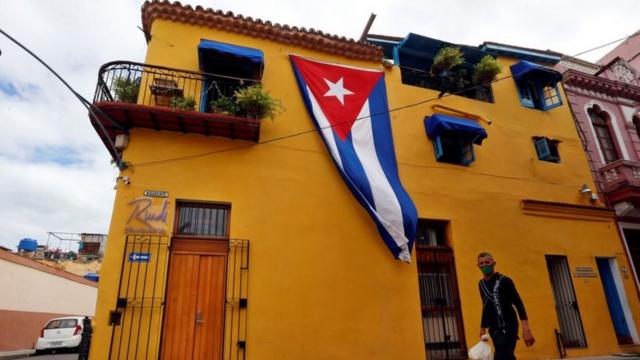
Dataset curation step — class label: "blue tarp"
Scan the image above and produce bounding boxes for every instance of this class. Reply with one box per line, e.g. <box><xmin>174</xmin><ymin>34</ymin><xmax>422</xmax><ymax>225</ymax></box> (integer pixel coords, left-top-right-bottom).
<box><xmin>425</xmin><ymin>114</ymin><xmax>488</xmax><ymax>145</ymax></box>
<box><xmin>510</xmin><ymin>60</ymin><xmax>562</xmax><ymax>83</ymax></box>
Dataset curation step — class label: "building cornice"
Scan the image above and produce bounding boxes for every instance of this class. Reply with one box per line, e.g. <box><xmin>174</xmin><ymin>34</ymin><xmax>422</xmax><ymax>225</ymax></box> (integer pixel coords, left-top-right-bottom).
<box><xmin>521</xmin><ymin>199</ymin><xmax>614</xmax><ymax>222</ymax></box>
<box><xmin>141</xmin><ymin>1</ymin><xmax>383</xmax><ymax>62</ymax></box>
<box><xmin>563</xmin><ymin>69</ymin><xmax>640</xmax><ymax>102</ymax></box>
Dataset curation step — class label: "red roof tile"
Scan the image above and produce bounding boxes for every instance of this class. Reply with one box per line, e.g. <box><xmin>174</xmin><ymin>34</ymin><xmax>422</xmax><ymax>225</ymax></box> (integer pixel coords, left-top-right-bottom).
<box><xmin>141</xmin><ymin>1</ymin><xmax>383</xmax><ymax>62</ymax></box>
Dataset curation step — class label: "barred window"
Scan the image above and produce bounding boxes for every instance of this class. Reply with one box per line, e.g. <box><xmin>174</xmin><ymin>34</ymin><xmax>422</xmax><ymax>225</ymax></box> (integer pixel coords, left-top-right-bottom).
<box><xmin>176</xmin><ymin>203</ymin><xmax>229</xmax><ymax>237</ymax></box>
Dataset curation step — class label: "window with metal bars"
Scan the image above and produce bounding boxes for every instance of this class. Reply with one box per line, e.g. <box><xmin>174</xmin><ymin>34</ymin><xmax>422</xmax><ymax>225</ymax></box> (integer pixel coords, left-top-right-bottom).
<box><xmin>176</xmin><ymin>202</ymin><xmax>230</xmax><ymax>237</ymax></box>
<box><xmin>588</xmin><ymin>107</ymin><xmax>619</xmax><ymax>163</ymax></box>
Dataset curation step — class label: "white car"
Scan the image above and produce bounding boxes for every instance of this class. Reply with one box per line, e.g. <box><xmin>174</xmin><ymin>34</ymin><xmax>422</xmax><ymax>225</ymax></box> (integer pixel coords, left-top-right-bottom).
<box><xmin>35</xmin><ymin>316</ymin><xmax>85</xmax><ymax>354</ymax></box>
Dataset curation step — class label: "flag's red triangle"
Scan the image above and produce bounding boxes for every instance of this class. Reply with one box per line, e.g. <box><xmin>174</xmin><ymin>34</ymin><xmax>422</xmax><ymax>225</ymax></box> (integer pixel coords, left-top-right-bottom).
<box><xmin>291</xmin><ymin>55</ymin><xmax>383</xmax><ymax>140</ymax></box>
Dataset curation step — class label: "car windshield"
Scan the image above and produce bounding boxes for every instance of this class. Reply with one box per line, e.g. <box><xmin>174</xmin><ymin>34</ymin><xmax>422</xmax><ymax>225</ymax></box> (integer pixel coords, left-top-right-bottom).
<box><xmin>46</xmin><ymin>319</ymin><xmax>78</xmax><ymax>329</ymax></box>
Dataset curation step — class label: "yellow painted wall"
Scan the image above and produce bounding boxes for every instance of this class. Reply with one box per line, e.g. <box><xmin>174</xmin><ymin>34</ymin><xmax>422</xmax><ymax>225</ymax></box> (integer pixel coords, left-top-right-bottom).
<box><xmin>90</xmin><ymin>17</ymin><xmax>640</xmax><ymax>360</ymax></box>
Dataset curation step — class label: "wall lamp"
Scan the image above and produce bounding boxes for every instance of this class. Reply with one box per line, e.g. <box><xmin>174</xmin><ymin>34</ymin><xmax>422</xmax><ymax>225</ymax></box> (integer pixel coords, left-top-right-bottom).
<box><xmin>579</xmin><ymin>184</ymin><xmax>599</xmax><ymax>202</ymax></box>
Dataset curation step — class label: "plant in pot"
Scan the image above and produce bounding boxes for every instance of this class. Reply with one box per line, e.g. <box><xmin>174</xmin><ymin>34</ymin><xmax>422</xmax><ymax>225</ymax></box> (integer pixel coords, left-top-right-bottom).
<box><xmin>209</xmin><ymin>95</ymin><xmax>238</xmax><ymax>116</ymax></box>
<box><xmin>170</xmin><ymin>95</ymin><xmax>196</xmax><ymax>111</ymax></box>
<box><xmin>234</xmin><ymin>84</ymin><xmax>283</xmax><ymax>120</ymax></box>
<box><xmin>429</xmin><ymin>46</ymin><xmax>467</xmax><ymax>97</ymax></box>
<box><xmin>113</xmin><ymin>76</ymin><xmax>141</xmax><ymax>103</ymax></box>
<box><xmin>472</xmin><ymin>55</ymin><xmax>502</xmax><ymax>102</ymax></box>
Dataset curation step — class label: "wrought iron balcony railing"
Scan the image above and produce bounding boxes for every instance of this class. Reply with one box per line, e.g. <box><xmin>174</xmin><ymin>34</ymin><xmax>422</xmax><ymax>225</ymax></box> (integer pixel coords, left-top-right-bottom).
<box><xmin>90</xmin><ymin>61</ymin><xmax>262</xmax><ymax>159</ymax></box>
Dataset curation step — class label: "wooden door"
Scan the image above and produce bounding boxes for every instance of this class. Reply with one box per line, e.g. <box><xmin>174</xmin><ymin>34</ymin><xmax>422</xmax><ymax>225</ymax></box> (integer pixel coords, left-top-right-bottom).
<box><xmin>161</xmin><ymin>239</ymin><xmax>227</xmax><ymax>360</ymax></box>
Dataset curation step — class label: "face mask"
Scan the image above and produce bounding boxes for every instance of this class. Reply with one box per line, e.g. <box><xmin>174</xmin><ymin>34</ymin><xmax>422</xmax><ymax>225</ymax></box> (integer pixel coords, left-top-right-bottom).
<box><xmin>480</xmin><ymin>265</ymin><xmax>494</xmax><ymax>275</ymax></box>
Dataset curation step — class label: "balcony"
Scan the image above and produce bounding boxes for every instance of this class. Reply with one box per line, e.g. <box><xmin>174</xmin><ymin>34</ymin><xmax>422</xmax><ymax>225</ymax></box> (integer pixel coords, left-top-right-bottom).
<box><xmin>90</xmin><ymin>61</ymin><xmax>261</xmax><ymax>159</ymax></box>
<box><xmin>597</xmin><ymin>160</ymin><xmax>640</xmax><ymax>203</ymax></box>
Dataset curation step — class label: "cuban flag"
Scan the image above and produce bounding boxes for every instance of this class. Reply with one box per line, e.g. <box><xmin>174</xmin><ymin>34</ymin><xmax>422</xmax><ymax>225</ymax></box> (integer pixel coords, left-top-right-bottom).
<box><xmin>290</xmin><ymin>55</ymin><xmax>418</xmax><ymax>262</ymax></box>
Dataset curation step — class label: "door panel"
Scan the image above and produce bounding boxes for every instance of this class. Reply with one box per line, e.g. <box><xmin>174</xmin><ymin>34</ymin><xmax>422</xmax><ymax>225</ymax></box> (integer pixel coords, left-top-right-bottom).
<box><xmin>193</xmin><ymin>255</ymin><xmax>227</xmax><ymax>360</ymax></box>
<box><xmin>596</xmin><ymin>258</ymin><xmax>635</xmax><ymax>345</ymax></box>
<box><xmin>161</xmin><ymin>239</ymin><xmax>227</xmax><ymax>360</ymax></box>
<box><xmin>161</xmin><ymin>254</ymin><xmax>200</xmax><ymax>359</ymax></box>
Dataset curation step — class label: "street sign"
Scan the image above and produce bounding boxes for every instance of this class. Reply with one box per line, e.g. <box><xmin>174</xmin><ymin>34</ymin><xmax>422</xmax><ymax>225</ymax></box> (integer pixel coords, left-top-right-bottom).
<box><xmin>144</xmin><ymin>190</ymin><xmax>169</xmax><ymax>198</ymax></box>
<box><xmin>129</xmin><ymin>252</ymin><xmax>151</xmax><ymax>262</ymax></box>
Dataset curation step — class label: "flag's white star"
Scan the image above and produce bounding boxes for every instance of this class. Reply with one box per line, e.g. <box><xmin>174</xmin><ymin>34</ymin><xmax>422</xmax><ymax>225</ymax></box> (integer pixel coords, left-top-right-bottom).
<box><xmin>323</xmin><ymin>77</ymin><xmax>354</xmax><ymax>105</ymax></box>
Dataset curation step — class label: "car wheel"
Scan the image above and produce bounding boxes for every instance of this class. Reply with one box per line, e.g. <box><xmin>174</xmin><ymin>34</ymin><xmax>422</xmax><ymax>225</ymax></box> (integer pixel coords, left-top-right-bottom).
<box><xmin>34</xmin><ymin>349</ymin><xmax>47</xmax><ymax>355</ymax></box>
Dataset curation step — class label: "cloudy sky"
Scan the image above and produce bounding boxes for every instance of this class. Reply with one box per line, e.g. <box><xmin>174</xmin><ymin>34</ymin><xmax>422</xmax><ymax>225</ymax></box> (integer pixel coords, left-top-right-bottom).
<box><xmin>0</xmin><ymin>0</ymin><xmax>638</xmax><ymax>250</ymax></box>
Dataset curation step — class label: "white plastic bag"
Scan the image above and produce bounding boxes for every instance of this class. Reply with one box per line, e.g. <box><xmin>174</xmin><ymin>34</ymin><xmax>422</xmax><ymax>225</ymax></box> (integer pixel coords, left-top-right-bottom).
<box><xmin>468</xmin><ymin>336</ymin><xmax>493</xmax><ymax>360</ymax></box>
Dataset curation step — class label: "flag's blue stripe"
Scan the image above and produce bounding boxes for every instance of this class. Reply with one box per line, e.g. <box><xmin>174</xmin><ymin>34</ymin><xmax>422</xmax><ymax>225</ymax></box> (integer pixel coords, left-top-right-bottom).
<box><xmin>334</xmin><ymin>133</ymin><xmax>375</xmax><ymax>213</ymax></box>
<box><xmin>290</xmin><ymin>58</ymin><xmax>407</xmax><ymax>259</ymax></box>
<box><xmin>368</xmin><ymin>78</ymin><xmax>419</xmax><ymax>250</ymax></box>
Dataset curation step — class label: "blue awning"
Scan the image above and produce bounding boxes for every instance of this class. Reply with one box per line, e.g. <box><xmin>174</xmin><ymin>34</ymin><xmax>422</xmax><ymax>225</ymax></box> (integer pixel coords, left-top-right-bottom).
<box><xmin>198</xmin><ymin>39</ymin><xmax>264</xmax><ymax>79</ymax></box>
<box><xmin>198</xmin><ymin>40</ymin><xmax>264</xmax><ymax>63</ymax></box>
<box><xmin>510</xmin><ymin>60</ymin><xmax>562</xmax><ymax>84</ymax></box>
<box><xmin>425</xmin><ymin>114</ymin><xmax>488</xmax><ymax>145</ymax></box>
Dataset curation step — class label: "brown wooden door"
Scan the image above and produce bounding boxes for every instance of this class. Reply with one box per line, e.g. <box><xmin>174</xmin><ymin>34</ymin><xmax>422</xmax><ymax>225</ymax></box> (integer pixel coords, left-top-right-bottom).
<box><xmin>161</xmin><ymin>239</ymin><xmax>227</xmax><ymax>360</ymax></box>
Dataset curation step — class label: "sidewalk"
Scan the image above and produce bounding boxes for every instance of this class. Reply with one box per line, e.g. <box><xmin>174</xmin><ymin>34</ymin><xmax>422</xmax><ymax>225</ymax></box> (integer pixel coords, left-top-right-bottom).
<box><xmin>0</xmin><ymin>349</ymin><xmax>34</xmax><ymax>360</ymax></box>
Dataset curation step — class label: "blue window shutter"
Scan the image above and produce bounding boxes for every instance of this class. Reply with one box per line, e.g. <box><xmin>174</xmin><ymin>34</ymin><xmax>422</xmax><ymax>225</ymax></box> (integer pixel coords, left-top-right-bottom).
<box><xmin>433</xmin><ymin>136</ymin><xmax>444</xmax><ymax>160</ymax></box>
<box><xmin>517</xmin><ymin>81</ymin><xmax>535</xmax><ymax>108</ymax></box>
<box><xmin>461</xmin><ymin>142</ymin><xmax>475</xmax><ymax>166</ymax></box>
<box><xmin>535</xmin><ymin>138</ymin><xmax>551</xmax><ymax>160</ymax></box>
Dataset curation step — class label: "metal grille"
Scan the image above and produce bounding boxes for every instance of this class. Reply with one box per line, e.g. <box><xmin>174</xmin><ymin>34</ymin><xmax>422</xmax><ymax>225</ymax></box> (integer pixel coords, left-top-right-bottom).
<box><xmin>417</xmin><ymin>246</ymin><xmax>467</xmax><ymax>360</ymax></box>
<box><xmin>108</xmin><ymin>236</ymin><xmax>250</xmax><ymax>359</ymax></box>
<box><xmin>545</xmin><ymin>255</ymin><xmax>587</xmax><ymax>348</ymax></box>
<box><xmin>108</xmin><ymin>235</ymin><xmax>170</xmax><ymax>360</ymax></box>
<box><xmin>224</xmin><ymin>239</ymin><xmax>250</xmax><ymax>360</ymax></box>
<box><xmin>93</xmin><ymin>61</ymin><xmax>258</xmax><ymax>112</ymax></box>
<box><xmin>177</xmin><ymin>205</ymin><xmax>229</xmax><ymax>236</ymax></box>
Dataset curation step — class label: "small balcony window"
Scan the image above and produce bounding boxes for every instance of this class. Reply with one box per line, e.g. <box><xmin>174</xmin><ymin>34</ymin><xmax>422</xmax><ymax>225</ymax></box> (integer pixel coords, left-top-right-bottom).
<box><xmin>533</xmin><ymin>136</ymin><xmax>560</xmax><ymax>163</ymax></box>
<box><xmin>511</xmin><ymin>61</ymin><xmax>563</xmax><ymax>111</ymax></box>
<box><xmin>425</xmin><ymin>114</ymin><xmax>488</xmax><ymax>166</ymax></box>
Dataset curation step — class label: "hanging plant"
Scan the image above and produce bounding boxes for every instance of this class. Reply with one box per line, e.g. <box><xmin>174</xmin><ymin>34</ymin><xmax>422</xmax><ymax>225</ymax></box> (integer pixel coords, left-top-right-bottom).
<box><xmin>472</xmin><ymin>55</ymin><xmax>502</xmax><ymax>85</ymax></box>
<box><xmin>430</xmin><ymin>46</ymin><xmax>465</xmax><ymax>76</ymax></box>
<box><xmin>170</xmin><ymin>95</ymin><xmax>196</xmax><ymax>111</ymax></box>
<box><xmin>113</xmin><ymin>76</ymin><xmax>140</xmax><ymax>103</ymax></box>
<box><xmin>234</xmin><ymin>84</ymin><xmax>283</xmax><ymax>120</ymax></box>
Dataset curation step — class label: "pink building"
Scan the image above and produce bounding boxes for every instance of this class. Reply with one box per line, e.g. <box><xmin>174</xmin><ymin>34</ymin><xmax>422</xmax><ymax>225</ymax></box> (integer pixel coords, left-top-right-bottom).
<box><xmin>556</xmin><ymin>41</ymin><xmax>640</xmax><ymax>297</ymax></box>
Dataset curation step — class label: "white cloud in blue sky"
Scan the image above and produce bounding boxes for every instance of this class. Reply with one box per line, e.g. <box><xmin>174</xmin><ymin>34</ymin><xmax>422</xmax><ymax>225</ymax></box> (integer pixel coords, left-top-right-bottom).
<box><xmin>0</xmin><ymin>0</ymin><xmax>639</xmax><ymax>250</ymax></box>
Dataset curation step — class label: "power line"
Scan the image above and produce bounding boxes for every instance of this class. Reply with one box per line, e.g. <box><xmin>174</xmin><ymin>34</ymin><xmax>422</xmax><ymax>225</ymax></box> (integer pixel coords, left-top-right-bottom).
<box><xmin>132</xmin><ymin>31</ymin><xmax>639</xmax><ymax>168</ymax></box>
<box><xmin>0</xmin><ymin>28</ymin><xmax>129</xmax><ymax>170</ymax></box>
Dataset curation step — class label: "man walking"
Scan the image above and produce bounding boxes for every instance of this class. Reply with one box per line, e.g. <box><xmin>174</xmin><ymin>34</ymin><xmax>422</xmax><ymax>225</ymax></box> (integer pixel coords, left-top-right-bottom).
<box><xmin>478</xmin><ymin>252</ymin><xmax>534</xmax><ymax>360</ymax></box>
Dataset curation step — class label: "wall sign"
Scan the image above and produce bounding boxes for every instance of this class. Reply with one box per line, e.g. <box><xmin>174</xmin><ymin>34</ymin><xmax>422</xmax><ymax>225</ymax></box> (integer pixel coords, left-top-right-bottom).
<box><xmin>574</xmin><ymin>266</ymin><xmax>597</xmax><ymax>278</ymax></box>
<box><xmin>129</xmin><ymin>252</ymin><xmax>151</xmax><ymax>262</ymax></box>
<box><xmin>125</xmin><ymin>197</ymin><xmax>170</xmax><ymax>234</ymax></box>
<box><xmin>143</xmin><ymin>190</ymin><xmax>169</xmax><ymax>198</ymax></box>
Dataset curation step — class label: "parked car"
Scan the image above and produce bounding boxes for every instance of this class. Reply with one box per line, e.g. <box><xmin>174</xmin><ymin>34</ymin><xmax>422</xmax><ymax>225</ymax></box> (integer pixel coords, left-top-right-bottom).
<box><xmin>35</xmin><ymin>316</ymin><xmax>86</xmax><ymax>354</ymax></box>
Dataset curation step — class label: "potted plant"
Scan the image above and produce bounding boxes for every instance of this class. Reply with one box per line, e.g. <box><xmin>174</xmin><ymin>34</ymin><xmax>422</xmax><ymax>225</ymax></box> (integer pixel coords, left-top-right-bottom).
<box><xmin>170</xmin><ymin>95</ymin><xmax>196</xmax><ymax>111</ymax></box>
<box><xmin>472</xmin><ymin>55</ymin><xmax>502</xmax><ymax>102</ymax></box>
<box><xmin>234</xmin><ymin>84</ymin><xmax>283</xmax><ymax>120</ymax></box>
<box><xmin>429</xmin><ymin>47</ymin><xmax>468</xmax><ymax>97</ymax></box>
<box><xmin>209</xmin><ymin>95</ymin><xmax>238</xmax><ymax>116</ymax></box>
<box><xmin>113</xmin><ymin>76</ymin><xmax>140</xmax><ymax>103</ymax></box>
<box><xmin>430</xmin><ymin>46</ymin><xmax>465</xmax><ymax>76</ymax></box>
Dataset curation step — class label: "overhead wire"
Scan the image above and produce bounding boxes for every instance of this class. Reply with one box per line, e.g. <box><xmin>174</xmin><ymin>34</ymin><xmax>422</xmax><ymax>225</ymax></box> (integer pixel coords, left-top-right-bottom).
<box><xmin>130</xmin><ymin>30</ymin><xmax>640</xmax><ymax>168</ymax></box>
<box><xmin>0</xmin><ymin>28</ymin><xmax>129</xmax><ymax>170</ymax></box>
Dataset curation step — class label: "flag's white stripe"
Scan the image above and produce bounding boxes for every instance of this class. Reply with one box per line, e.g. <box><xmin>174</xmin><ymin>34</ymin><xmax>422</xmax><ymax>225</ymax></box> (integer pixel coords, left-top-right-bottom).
<box><xmin>351</xmin><ymin>101</ymin><xmax>409</xmax><ymax>254</ymax></box>
<box><xmin>307</xmin><ymin>85</ymin><xmax>343</xmax><ymax>169</ymax></box>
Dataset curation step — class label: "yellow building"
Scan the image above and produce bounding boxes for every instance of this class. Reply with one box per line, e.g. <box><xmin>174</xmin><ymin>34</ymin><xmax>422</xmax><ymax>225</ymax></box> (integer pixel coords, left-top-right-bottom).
<box><xmin>88</xmin><ymin>2</ymin><xmax>640</xmax><ymax>359</ymax></box>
